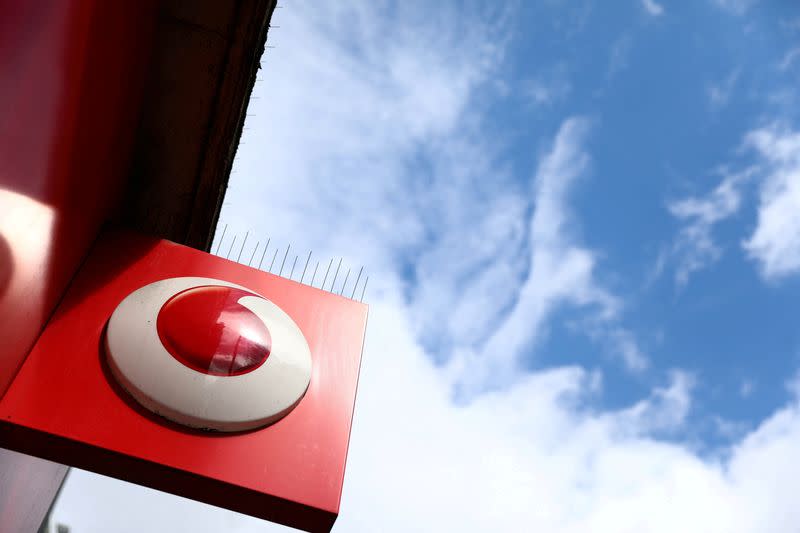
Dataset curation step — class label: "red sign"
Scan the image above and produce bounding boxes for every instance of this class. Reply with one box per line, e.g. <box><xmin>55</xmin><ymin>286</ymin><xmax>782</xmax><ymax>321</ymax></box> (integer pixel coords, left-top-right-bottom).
<box><xmin>0</xmin><ymin>230</ymin><xmax>368</xmax><ymax>533</ymax></box>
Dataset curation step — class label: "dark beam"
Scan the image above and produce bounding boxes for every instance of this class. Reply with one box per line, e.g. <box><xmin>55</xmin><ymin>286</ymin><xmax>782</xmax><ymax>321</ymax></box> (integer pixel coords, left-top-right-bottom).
<box><xmin>124</xmin><ymin>0</ymin><xmax>276</xmax><ymax>250</ymax></box>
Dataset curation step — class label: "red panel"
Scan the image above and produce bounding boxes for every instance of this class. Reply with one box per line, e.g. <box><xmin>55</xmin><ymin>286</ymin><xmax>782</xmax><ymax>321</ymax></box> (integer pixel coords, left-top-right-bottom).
<box><xmin>0</xmin><ymin>230</ymin><xmax>368</xmax><ymax>533</ymax></box>
<box><xmin>0</xmin><ymin>1</ymin><xmax>156</xmax><ymax>530</ymax></box>
<box><xmin>0</xmin><ymin>0</ymin><xmax>156</xmax><ymax>396</ymax></box>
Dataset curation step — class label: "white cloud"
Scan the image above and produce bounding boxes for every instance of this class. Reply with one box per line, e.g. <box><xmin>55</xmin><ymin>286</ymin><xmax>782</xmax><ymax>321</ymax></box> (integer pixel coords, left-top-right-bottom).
<box><xmin>641</xmin><ymin>0</ymin><xmax>665</xmax><ymax>16</ymax></box>
<box><xmin>742</xmin><ymin>125</ymin><xmax>800</xmax><ymax>280</ymax></box>
<box><xmin>53</xmin><ymin>300</ymin><xmax>800</xmax><ymax>532</ymax></box>
<box><xmin>668</xmin><ymin>124</ymin><xmax>800</xmax><ymax>284</ymax></box>
<box><xmin>668</xmin><ymin>171</ymin><xmax>748</xmax><ymax>285</ymax></box>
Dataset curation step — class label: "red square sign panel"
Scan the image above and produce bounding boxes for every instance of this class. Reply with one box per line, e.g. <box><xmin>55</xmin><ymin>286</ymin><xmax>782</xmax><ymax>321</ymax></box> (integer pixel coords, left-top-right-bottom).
<box><xmin>0</xmin><ymin>230</ymin><xmax>368</xmax><ymax>532</ymax></box>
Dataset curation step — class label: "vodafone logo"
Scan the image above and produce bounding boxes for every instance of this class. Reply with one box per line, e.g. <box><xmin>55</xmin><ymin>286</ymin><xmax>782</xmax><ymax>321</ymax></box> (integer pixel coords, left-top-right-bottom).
<box><xmin>157</xmin><ymin>286</ymin><xmax>272</xmax><ymax>377</ymax></box>
<box><xmin>105</xmin><ymin>277</ymin><xmax>312</xmax><ymax>432</ymax></box>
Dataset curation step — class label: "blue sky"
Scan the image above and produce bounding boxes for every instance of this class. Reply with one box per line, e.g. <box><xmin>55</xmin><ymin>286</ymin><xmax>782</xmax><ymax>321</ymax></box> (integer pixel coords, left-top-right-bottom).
<box><xmin>54</xmin><ymin>1</ymin><xmax>800</xmax><ymax>531</ymax></box>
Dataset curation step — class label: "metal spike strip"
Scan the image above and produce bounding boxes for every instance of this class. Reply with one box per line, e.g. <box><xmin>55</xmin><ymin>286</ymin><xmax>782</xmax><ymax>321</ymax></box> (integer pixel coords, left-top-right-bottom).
<box><xmin>211</xmin><ymin>224</ymin><xmax>372</xmax><ymax>302</ymax></box>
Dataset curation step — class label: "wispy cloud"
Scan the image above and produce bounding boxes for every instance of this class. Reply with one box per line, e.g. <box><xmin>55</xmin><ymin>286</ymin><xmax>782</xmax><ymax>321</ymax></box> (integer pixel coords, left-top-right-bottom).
<box><xmin>213</xmin><ymin>1</ymin><xmax>513</xmax><ymax>294</ymax></box>
<box><xmin>583</xmin><ymin>323</ymin><xmax>651</xmax><ymax>373</ymax></box>
<box><xmin>779</xmin><ymin>47</ymin><xmax>800</xmax><ymax>71</ymax></box>
<box><xmin>742</xmin><ymin>125</ymin><xmax>800</xmax><ymax>280</ymax></box>
<box><xmin>641</xmin><ymin>0</ymin><xmax>665</xmax><ymax>16</ymax></box>
<box><xmin>668</xmin><ymin>171</ymin><xmax>749</xmax><ymax>286</ymax></box>
<box><xmin>218</xmin><ymin>0</ymin><xmax>643</xmax><ymax>392</ymax></box>
<box><xmin>740</xmin><ymin>378</ymin><xmax>755</xmax><ymax>398</ymax></box>
<box><xmin>711</xmin><ymin>0</ymin><xmax>757</xmax><ymax>15</ymax></box>
<box><xmin>708</xmin><ymin>69</ymin><xmax>741</xmax><ymax>109</ymax></box>
<box><xmin>607</xmin><ymin>34</ymin><xmax>633</xmax><ymax>79</ymax></box>
<box><xmin>448</xmin><ymin>118</ymin><xmax>642</xmax><ymax>393</ymax></box>
<box><xmin>607</xmin><ymin>328</ymin><xmax>651</xmax><ymax>372</ymax></box>
<box><xmin>611</xmin><ymin>370</ymin><xmax>694</xmax><ymax>434</ymax></box>
<box><xmin>525</xmin><ymin>65</ymin><xmax>572</xmax><ymax>107</ymax></box>
<box><xmin>667</xmin><ymin>123</ymin><xmax>800</xmax><ymax>284</ymax></box>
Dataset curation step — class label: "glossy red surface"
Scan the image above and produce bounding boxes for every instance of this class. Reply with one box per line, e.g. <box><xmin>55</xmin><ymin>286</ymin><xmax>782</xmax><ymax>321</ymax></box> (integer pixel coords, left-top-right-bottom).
<box><xmin>0</xmin><ymin>230</ymin><xmax>368</xmax><ymax>533</ymax></box>
<box><xmin>158</xmin><ymin>286</ymin><xmax>272</xmax><ymax>376</ymax></box>
<box><xmin>0</xmin><ymin>0</ymin><xmax>156</xmax><ymax>396</ymax></box>
<box><xmin>0</xmin><ymin>1</ymin><xmax>156</xmax><ymax>531</ymax></box>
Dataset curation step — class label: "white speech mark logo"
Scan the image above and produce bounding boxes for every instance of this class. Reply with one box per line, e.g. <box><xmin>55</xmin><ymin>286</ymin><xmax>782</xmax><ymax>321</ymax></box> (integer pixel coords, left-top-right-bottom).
<box><xmin>105</xmin><ymin>277</ymin><xmax>312</xmax><ymax>432</ymax></box>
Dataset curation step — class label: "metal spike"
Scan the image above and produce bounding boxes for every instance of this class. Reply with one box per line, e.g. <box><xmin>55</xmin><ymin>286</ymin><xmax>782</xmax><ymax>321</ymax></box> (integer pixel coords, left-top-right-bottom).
<box><xmin>340</xmin><ymin>269</ymin><xmax>350</xmax><ymax>296</ymax></box>
<box><xmin>351</xmin><ymin>266</ymin><xmax>364</xmax><ymax>299</ymax></box>
<box><xmin>214</xmin><ymin>224</ymin><xmax>228</xmax><ymax>255</ymax></box>
<box><xmin>330</xmin><ymin>258</ymin><xmax>342</xmax><ymax>292</ymax></box>
<box><xmin>321</xmin><ymin>258</ymin><xmax>333</xmax><ymax>290</ymax></box>
<box><xmin>310</xmin><ymin>261</ymin><xmax>320</xmax><ymax>287</ymax></box>
<box><xmin>248</xmin><ymin>241</ymin><xmax>260</xmax><ymax>266</ymax></box>
<box><xmin>269</xmin><ymin>248</ymin><xmax>279</xmax><ymax>272</ymax></box>
<box><xmin>300</xmin><ymin>251</ymin><xmax>312</xmax><ymax>284</ymax></box>
<box><xmin>236</xmin><ymin>231</ymin><xmax>249</xmax><ymax>263</ymax></box>
<box><xmin>289</xmin><ymin>255</ymin><xmax>298</xmax><ymax>279</ymax></box>
<box><xmin>360</xmin><ymin>276</ymin><xmax>369</xmax><ymax>302</ymax></box>
<box><xmin>278</xmin><ymin>244</ymin><xmax>290</xmax><ymax>276</ymax></box>
<box><xmin>258</xmin><ymin>237</ymin><xmax>271</xmax><ymax>270</ymax></box>
<box><xmin>226</xmin><ymin>235</ymin><xmax>237</xmax><ymax>259</ymax></box>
